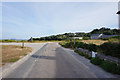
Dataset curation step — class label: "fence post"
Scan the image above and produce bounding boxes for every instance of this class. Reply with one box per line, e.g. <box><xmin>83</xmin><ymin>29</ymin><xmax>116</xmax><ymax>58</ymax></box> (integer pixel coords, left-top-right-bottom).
<box><xmin>22</xmin><ymin>42</ymin><xmax>24</xmax><ymax>48</ymax></box>
<box><xmin>92</xmin><ymin>51</ymin><xmax>97</xmax><ymax>58</ymax></box>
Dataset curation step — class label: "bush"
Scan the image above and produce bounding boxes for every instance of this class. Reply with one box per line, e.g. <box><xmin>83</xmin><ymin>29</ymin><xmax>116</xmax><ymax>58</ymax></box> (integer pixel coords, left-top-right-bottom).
<box><xmin>90</xmin><ymin>57</ymin><xmax>103</xmax><ymax>65</ymax></box>
<box><xmin>100</xmin><ymin>60</ymin><xmax>120</xmax><ymax>74</ymax></box>
<box><xmin>83</xmin><ymin>37</ymin><xmax>90</xmax><ymax>40</ymax></box>
<box><xmin>20</xmin><ymin>40</ymin><xmax>27</xmax><ymax>42</ymax></box>
<box><xmin>74</xmin><ymin>49</ymin><xmax>91</xmax><ymax>59</ymax></box>
<box><xmin>98</xmin><ymin>42</ymin><xmax>120</xmax><ymax>58</ymax></box>
<box><xmin>60</xmin><ymin>41</ymin><xmax>98</xmax><ymax>52</ymax></box>
<box><xmin>64</xmin><ymin>42</ymin><xmax>72</xmax><ymax>48</ymax></box>
<box><xmin>88</xmin><ymin>44</ymin><xmax>97</xmax><ymax>52</ymax></box>
<box><xmin>60</xmin><ymin>41</ymin><xmax>120</xmax><ymax>59</ymax></box>
<box><xmin>2</xmin><ymin>39</ymin><xmax>18</xmax><ymax>42</ymax></box>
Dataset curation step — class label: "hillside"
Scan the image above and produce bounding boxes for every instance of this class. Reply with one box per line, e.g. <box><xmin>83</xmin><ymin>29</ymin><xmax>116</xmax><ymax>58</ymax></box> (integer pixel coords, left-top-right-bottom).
<box><xmin>32</xmin><ymin>27</ymin><xmax>119</xmax><ymax>41</ymax></box>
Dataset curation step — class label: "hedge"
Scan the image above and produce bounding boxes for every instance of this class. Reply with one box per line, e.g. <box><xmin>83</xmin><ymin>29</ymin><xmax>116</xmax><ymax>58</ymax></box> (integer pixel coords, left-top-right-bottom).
<box><xmin>98</xmin><ymin>42</ymin><xmax>120</xmax><ymax>59</ymax></box>
<box><xmin>90</xmin><ymin>57</ymin><xmax>120</xmax><ymax>74</ymax></box>
<box><xmin>60</xmin><ymin>41</ymin><xmax>120</xmax><ymax>59</ymax></box>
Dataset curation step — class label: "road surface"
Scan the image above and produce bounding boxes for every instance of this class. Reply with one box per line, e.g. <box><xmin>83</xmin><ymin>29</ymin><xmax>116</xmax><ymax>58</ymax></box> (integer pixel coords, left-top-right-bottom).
<box><xmin>2</xmin><ymin>43</ymin><xmax>118</xmax><ymax>78</ymax></box>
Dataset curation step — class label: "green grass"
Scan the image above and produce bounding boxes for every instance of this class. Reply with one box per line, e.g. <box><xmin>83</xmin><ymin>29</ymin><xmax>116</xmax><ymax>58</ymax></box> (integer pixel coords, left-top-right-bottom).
<box><xmin>9</xmin><ymin>58</ymin><xmax>20</xmax><ymax>62</ymax></box>
<box><xmin>24</xmin><ymin>53</ymin><xmax>27</xmax><ymax>56</ymax></box>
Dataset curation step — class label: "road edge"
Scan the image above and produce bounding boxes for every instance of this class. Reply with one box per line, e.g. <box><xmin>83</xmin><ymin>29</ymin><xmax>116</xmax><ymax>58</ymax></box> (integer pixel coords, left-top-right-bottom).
<box><xmin>0</xmin><ymin>43</ymin><xmax>47</xmax><ymax>79</ymax></box>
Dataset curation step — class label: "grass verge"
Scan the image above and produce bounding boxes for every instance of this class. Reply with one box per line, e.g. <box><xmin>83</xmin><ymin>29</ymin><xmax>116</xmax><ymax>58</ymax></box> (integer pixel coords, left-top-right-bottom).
<box><xmin>1</xmin><ymin>45</ymin><xmax>32</xmax><ymax>65</ymax></box>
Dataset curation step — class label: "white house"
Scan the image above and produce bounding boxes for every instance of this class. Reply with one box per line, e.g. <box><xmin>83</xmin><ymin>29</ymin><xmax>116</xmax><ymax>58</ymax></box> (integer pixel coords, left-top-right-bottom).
<box><xmin>90</xmin><ymin>34</ymin><xmax>103</xmax><ymax>39</ymax></box>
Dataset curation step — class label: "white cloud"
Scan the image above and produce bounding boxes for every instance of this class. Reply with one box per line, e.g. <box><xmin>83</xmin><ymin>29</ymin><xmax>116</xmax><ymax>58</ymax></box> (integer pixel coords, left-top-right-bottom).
<box><xmin>2</xmin><ymin>2</ymin><xmax>119</xmax><ymax>39</ymax></box>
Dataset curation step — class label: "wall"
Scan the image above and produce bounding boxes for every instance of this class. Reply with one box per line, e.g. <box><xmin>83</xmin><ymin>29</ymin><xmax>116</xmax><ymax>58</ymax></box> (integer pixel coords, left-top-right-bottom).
<box><xmin>76</xmin><ymin>48</ymin><xmax>120</xmax><ymax>65</ymax></box>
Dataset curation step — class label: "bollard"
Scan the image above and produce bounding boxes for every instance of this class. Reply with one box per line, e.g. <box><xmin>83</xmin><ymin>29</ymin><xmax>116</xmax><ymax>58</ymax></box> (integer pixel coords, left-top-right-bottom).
<box><xmin>22</xmin><ymin>42</ymin><xmax>24</xmax><ymax>48</ymax></box>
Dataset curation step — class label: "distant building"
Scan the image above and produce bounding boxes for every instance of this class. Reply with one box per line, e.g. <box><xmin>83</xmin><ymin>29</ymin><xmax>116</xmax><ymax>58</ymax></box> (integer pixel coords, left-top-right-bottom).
<box><xmin>90</xmin><ymin>34</ymin><xmax>117</xmax><ymax>39</ymax></box>
<box><xmin>71</xmin><ymin>37</ymin><xmax>83</xmax><ymax>39</ymax></box>
<box><xmin>28</xmin><ymin>37</ymin><xmax>33</xmax><ymax>41</ymax></box>
<box><xmin>90</xmin><ymin>34</ymin><xmax>103</xmax><ymax>39</ymax></box>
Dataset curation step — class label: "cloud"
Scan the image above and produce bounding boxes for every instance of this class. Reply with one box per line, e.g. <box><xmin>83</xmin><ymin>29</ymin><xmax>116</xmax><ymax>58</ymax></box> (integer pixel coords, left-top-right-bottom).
<box><xmin>2</xmin><ymin>2</ymin><xmax>118</xmax><ymax>39</ymax></box>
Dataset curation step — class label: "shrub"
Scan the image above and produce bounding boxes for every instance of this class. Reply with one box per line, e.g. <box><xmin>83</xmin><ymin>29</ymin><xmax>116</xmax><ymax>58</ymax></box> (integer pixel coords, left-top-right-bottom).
<box><xmin>64</xmin><ymin>42</ymin><xmax>72</xmax><ymax>48</ymax></box>
<box><xmin>90</xmin><ymin>57</ymin><xmax>103</xmax><ymax>65</ymax></box>
<box><xmin>20</xmin><ymin>40</ymin><xmax>27</xmax><ymax>42</ymax></box>
<box><xmin>83</xmin><ymin>37</ymin><xmax>90</xmax><ymax>40</ymax></box>
<box><xmin>98</xmin><ymin>42</ymin><xmax>120</xmax><ymax>58</ymax></box>
<box><xmin>2</xmin><ymin>39</ymin><xmax>18</xmax><ymax>42</ymax></box>
<box><xmin>74</xmin><ymin>49</ymin><xmax>91</xmax><ymax>59</ymax></box>
<box><xmin>87</xmin><ymin>44</ymin><xmax>97</xmax><ymax>52</ymax></box>
<box><xmin>100</xmin><ymin>60</ymin><xmax>120</xmax><ymax>74</ymax></box>
<box><xmin>90</xmin><ymin>57</ymin><xmax>120</xmax><ymax>74</ymax></box>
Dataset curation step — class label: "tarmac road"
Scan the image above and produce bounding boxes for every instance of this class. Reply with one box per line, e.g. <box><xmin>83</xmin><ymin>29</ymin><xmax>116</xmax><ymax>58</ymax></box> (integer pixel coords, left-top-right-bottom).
<box><xmin>2</xmin><ymin>43</ymin><xmax>118</xmax><ymax>78</ymax></box>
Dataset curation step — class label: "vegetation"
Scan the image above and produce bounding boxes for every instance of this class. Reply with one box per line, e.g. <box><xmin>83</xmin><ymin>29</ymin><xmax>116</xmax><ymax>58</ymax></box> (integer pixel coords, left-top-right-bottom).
<box><xmin>102</xmin><ymin>36</ymin><xmax>120</xmax><ymax>42</ymax></box>
<box><xmin>9</xmin><ymin>58</ymin><xmax>20</xmax><ymax>62</ymax></box>
<box><xmin>80</xmin><ymin>40</ymin><xmax>108</xmax><ymax>45</ymax></box>
<box><xmin>0</xmin><ymin>39</ymin><xmax>28</xmax><ymax>43</ymax></box>
<box><xmin>90</xmin><ymin>57</ymin><xmax>120</xmax><ymax>74</ymax></box>
<box><xmin>1</xmin><ymin>27</ymin><xmax>119</xmax><ymax>42</ymax></box>
<box><xmin>90</xmin><ymin>57</ymin><xmax>103</xmax><ymax>65</ymax></box>
<box><xmin>97</xmin><ymin>42</ymin><xmax>120</xmax><ymax>59</ymax></box>
<box><xmin>32</xmin><ymin>27</ymin><xmax>119</xmax><ymax>41</ymax></box>
<box><xmin>58</xmin><ymin>27</ymin><xmax>120</xmax><ymax>74</ymax></box>
<box><xmin>100</xmin><ymin>60</ymin><xmax>120</xmax><ymax>74</ymax></box>
<box><xmin>90</xmin><ymin>27</ymin><xmax>119</xmax><ymax>35</ymax></box>
<box><xmin>74</xmin><ymin>49</ymin><xmax>91</xmax><ymax>59</ymax></box>
<box><xmin>74</xmin><ymin>49</ymin><xmax>120</xmax><ymax>74</ymax></box>
<box><xmin>0</xmin><ymin>39</ymin><xmax>19</xmax><ymax>42</ymax></box>
<box><xmin>60</xmin><ymin>40</ymin><xmax>120</xmax><ymax>59</ymax></box>
<box><xmin>60</xmin><ymin>41</ymin><xmax>98</xmax><ymax>52</ymax></box>
<box><xmin>0</xmin><ymin>39</ymin><xmax>63</xmax><ymax>43</ymax></box>
<box><xmin>1</xmin><ymin>45</ymin><xmax>32</xmax><ymax>65</ymax></box>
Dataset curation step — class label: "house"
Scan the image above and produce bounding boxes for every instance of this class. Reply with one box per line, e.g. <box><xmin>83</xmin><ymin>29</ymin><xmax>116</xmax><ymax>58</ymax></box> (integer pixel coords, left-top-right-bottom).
<box><xmin>90</xmin><ymin>34</ymin><xmax>117</xmax><ymax>39</ymax></box>
<box><xmin>71</xmin><ymin>37</ymin><xmax>83</xmax><ymax>39</ymax></box>
<box><xmin>90</xmin><ymin>34</ymin><xmax>103</xmax><ymax>39</ymax></box>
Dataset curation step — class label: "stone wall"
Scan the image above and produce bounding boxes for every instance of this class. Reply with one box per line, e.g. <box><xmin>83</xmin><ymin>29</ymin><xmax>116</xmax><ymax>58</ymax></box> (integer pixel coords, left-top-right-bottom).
<box><xmin>76</xmin><ymin>48</ymin><xmax>120</xmax><ymax>65</ymax></box>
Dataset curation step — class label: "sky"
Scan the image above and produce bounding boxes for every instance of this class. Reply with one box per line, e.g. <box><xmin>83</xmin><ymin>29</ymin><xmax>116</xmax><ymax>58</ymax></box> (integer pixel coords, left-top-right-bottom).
<box><xmin>2</xmin><ymin>2</ymin><xmax>119</xmax><ymax>39</ymax></box>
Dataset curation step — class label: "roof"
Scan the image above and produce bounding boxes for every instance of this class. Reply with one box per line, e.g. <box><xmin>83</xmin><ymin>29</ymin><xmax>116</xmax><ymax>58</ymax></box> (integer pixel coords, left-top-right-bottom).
<box><xmin>101</xmin><ymin>35</ymin><xmax>117</xmax><ymax>38</ymax></box>
<box><xmin>117</xmin><ymin>11</ymin><xmax>120</xmax><ymax>14</ymax></box>
<box><xmin>91</xmin><ymin>34</ymin><xmax>101</xmax><ymax>36</ymax></box>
